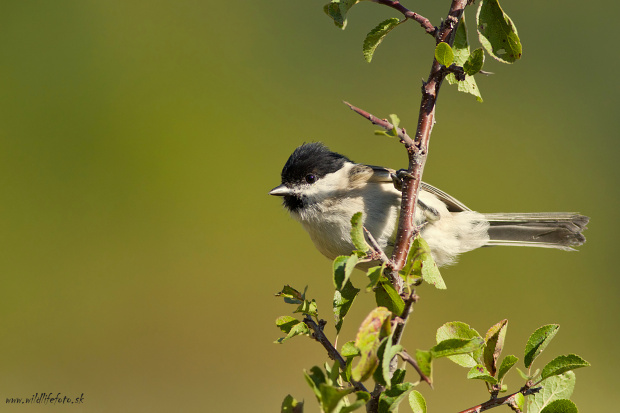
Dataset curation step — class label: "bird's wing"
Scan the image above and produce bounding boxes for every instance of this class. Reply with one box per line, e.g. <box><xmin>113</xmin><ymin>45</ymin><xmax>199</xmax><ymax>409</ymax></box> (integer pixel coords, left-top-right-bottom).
<box><xmin>419</xmin><ymin>182</ymin><xmax>471</xmax><ymax>212</ymax></box>
<box><xmin>362</xmin><ymin>165</ymin><xmax>471</xmax><ymax>212</ymax></box>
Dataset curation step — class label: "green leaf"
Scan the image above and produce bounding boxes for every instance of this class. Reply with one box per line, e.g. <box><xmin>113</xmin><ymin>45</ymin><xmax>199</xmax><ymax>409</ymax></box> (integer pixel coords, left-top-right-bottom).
<box><xmin>380</xmin><ymin>338</ymin><xmax>403</xmax><ymax>389</ymax></box>
<box><xmin>524</xmin><ymin>324</ymin><xmax>560</xmax><ymax>368</ymax></box>
<box><xmin>363</xmin><ymin>18</ymin><xmax>401</xmax><ymax>63</ymax></box>
<box><xmin>323</xmin><ymin>0</ymin><xmax>367</xmax><ymax>30</ymax></box>
<box><xmin>341</xmin><ymin>341</ymin><xmax>360</xmax><ymax>357</ymax></box>
<box><xmin>431</xmin><ymin>337</ymin><xmax>485</xmax><ymax>359</ymax></box>
<box><xmin>378</xmin><ymin>382</ymin><xmax>414</xmax><ymax>413</ymax></box>
<box><xmin>275</xmin><ymin>285</ymin><xmax>305</xmax><ymax>304</ymax></box>
<box><xmin>366</xmin><ymin>265</ymin><xmax>384</xmax><ymax>291</ymax></box>
<box><xmin>340</xmin><ymin>391</ymin><xmax>371</xmax><ymax>413</ymax></box>
<box><xmin>483</xmin><ymin>319</ymin><xmax>508</xmax><ymax>376</ymax></box>
<box><xmin>295</xmin><ymin>299</ymin><xmax>319</xmax><ymax>318</ymax></box>
<box><xmin>497</xmin><ymin>354</ymin><xmax>518</xmax><ymax>382</ymax></box>
<box><xmin>326</xmin><ymin>360</ymin><xmax>341</xmax><ymax>386</ymax></box>
<box><xmin>476</xmin><ymin>0</ymin><xmax>522</xmax><ymax>63</ymax></box>
<box><xmin>514</xmin><ymin>393</ymin><xmax>525</xmax><ymax>412</ymax></box>
<box><xmin>527</xmin><ymin>371</ymin><xmax>576</xmax><ymax>413</ymax></box>
<box><xmin>350</xmin><ymin>212</ymin><xmax>370</xmax><ymax>253</ymax></box>
<box><xmin>276</xmin><ymin>316</ymin><xmax>300</xmax><ymax>333</ymax></box>
<box><xmin>540</xmin><ymin>399</ymin><xmax>578</xmax><ymax>413</ymax></box>
<box><xmin>463</xmin><ymin>47</ymin><xmax>485</xmax><ymax>75</ymax></box>
<box><xmin>304</xmin><ymin>366</ymin><xmax>327</xmax><ymax>400</ymax></box>
<box><xmin>281</xmin><ymin>394</ymin><xmax>303</xmax><ymax>413</ymax></box>
<box><xmin>351</xmin><ymin>307</ymin><xmax>392</xmax><ymax>382</ymax></box>
<box><xmin>467</xmin><ymin>364</ymin><xmax>498</xmax><ymax>384</ymax></box>
<box><xmin>436</xmin><ymin>322</ymin><xmax>482</xmax><ymax>367</ymax></box>
<box><xmin>541</xmin><ymin>354</ymin><xmax>590</xmax><ymax>380</ymax></box>
<box><xmin>434</xmin><ymin>42</ymin><xmax>454</xmax><ymax>67</ymax></box>
<box><xmin>516</xmin><ymin>367</ymin><xmax>531</xmax><ymax>381</ymax></box>
<box><xmin>454</xmin><ymin>70</ymin><xmax>483</xmax><ymax>102</ymax></box>
<box><xmin>333</xmin><ymin>255</ymin><xmax>359</xmax><ymax>290</ymax></box>
<box><xmin>415</xmin><ymin>350</ymin><xmax>433</xmax><ymax>380</ymax></box>
<box><xmin>333</xmin><ymin>279</ymin><xmax>360</xmax><ymax>334</ymax></box>
<box><xmin>373</xmin><ymin>339</ymin><xmax>389</xmax><ymax>387</ymax></box>
<box><xmin>390</xmin><ymin>369</ymin><xmax>406</xmax><ymax>387</ymax></box>
<box><xmin>408</xmin><ymin>390</ymin><xmax>427</xmax><ymax>413</ymax></box>
<box><xmin>388</xmin><ymin>114</ymin><xmax>400</xmax><ymax>129</ymax></box>
<box><xmin>275</xmin><ymin>320</ymin><xmax>310</xmax><ymax>343</ymax></box>
<box><xmin>449</xmin><ymin>16</ymin><xmax>470</xmax><ymax>66</ymax></box>
<box><xmin>341</xmin><ymin>342</ymin><xmax>360</xmax><ymax>383</ymax></box>
<box><xmin>401</xmin><ymin>236</ymin><xmax>445</xmax><ymax>289</ymax></box>
<box><xmin>375</xmin><ymin>280</ymin><xmax>405</xmax><ymax>316</ymax></box>
<box><xmin>319</xmin><ymin>383</ymin><xmax>354</xmax><ymax>413</ymax></box>
<box><xmin>446</xmin><ymin>17</ymin><xmax>483</xmax><ymax>102</ymax></box>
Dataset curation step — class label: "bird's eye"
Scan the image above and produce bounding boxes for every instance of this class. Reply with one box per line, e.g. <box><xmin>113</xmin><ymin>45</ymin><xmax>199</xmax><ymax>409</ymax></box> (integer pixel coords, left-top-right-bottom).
<box><xmin>305</xmin><ymin>174</ymin><xmax>317</xmax><ymax>184</ymax></box>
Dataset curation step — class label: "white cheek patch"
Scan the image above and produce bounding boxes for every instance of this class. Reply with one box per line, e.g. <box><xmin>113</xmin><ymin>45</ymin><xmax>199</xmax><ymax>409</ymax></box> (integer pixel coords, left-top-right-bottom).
<box><xmin>297</xmin><ymin>163</ymin><xmax>356</xmax><ymax>205</ymax></box>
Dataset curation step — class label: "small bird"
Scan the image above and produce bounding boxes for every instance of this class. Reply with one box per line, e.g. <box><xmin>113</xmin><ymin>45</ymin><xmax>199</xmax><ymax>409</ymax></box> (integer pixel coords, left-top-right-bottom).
<box><xmin>269</xmin><ymin>142</ymin><xmax>588</xmax><ymax>268</ymax></box>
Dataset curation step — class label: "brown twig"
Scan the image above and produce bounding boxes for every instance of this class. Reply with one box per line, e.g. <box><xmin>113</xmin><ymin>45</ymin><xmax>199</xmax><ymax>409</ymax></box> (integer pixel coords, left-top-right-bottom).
<box><xmin>457</xmin><ymin>386</ymin><xmax>541</xmax><ymax>413</ymax></box>
<box><xmin>398</xmin><ymin>350</ymin><xmax>433</xmax><ymax>388</ymax></box>
<box><xmin>373</xmin><ymin>0</ymin><xmax>436</xmax><ymax>36</ymax></box>
<box><xmin>303</xmin><ymin>317</ymin><xmax>369</xmax><ymax>393</ymax></box>
<box><xmin>344</xmin><ymin>101</ymin><xmax>414</xmax><ymax>147</ymax></box>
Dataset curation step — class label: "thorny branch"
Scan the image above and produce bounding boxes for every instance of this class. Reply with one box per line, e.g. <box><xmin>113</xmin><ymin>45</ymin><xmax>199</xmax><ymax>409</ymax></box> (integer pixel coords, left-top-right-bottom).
<box><xmin>362</xmin><ymin>1</ymin><xmax>470</xmax><ymax>411</ymax></box>
<box><xmin>390</xmin><ymin>0</ymin><xmax>469</xmax><ymax>278</ymax></box>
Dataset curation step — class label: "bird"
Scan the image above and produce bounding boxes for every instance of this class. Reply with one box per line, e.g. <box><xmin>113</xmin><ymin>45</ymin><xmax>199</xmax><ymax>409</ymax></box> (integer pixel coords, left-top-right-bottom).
<box><xmin>269</xmin><ymin>142</ymin><xmax>588</xmax><ymax>269</ymax></box>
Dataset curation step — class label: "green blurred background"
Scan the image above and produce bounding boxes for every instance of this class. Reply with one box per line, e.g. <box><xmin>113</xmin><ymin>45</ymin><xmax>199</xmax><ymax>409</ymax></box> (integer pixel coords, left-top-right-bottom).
<box><xmin>0</xmin><ymin>1</ymin><xmax>617</xmax><ymax>411</ymax></box>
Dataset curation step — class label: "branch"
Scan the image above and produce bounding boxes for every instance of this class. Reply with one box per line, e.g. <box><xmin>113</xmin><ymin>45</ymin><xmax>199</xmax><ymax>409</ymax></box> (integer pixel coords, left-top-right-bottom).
<box><xmin>398</xmin><ymin>350</ymin><xmax>432</xmax><ymax>388</ymax></box>
<box><xmin>457</xmin><ymin>386</ymin><xmax>541</xmax><ymax>413</ymax></box>
<box><xmin>344</xmin><ymin>101</ymin><xmax>414</xmax><ymax>147</ymax></box>
<box><xmin>390</xmin><ymin>291</ymin><xmax>418</xmax><ymax>343</ymax></box>
<box><xmin>373</xmin><ymin>0</ymin><xmax>436</xmax><ymax>36</ymax></box>
<box><xmin>364</xmin><ymin>2</ymin><xmax>471</xmax><ymax>411</ymax></box>
<box><xmin>390</xmin><ymin>0</ymin><xmax>469</xmax><ymax>277</ymax></box>
<box><xmin>303</xmin><ymin>317</ymin><xmax>369</xmax><ymax>393</ymax></box>
<box><xmin>363</xmin><ymin>227</ymin><xmax>395</xmax><ymax>269</ymax></box>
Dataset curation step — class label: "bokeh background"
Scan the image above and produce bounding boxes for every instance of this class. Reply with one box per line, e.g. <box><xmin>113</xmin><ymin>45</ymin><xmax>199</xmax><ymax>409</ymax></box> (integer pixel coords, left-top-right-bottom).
<box><xmin>0</xmin><ymin>1</ymin><xmax>617</xmax><ymax>411</ymax></box>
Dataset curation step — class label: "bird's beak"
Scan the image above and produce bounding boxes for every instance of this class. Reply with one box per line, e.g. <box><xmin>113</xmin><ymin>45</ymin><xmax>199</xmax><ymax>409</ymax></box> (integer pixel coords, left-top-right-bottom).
<box><xmin>269</xmin><ymin>184</ymin><xmax>293</xmax><ymax>196</ymax></box>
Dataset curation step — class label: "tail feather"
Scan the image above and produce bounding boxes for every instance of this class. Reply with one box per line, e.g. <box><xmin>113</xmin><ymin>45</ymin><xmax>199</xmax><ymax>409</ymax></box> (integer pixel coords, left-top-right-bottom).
<box><xmin>483</xmin><ymin>213</ymin><xmax>589</xmax><ymax>250</ymax></box>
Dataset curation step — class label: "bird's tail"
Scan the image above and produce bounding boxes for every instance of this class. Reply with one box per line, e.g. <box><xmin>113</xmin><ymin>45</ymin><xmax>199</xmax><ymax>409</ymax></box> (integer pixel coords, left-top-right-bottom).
<box><xmin>483</xmin><ymin>213</ymin><xmax>589</xmax><ymax>250</ymax></box>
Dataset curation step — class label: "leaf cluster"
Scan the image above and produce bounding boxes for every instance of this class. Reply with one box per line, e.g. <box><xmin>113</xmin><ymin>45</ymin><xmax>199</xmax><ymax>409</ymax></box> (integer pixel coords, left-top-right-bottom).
<box><xmin>324</xmin><ymin>0</ymin><xmax>522</xmax><ymax>102</ymax></box>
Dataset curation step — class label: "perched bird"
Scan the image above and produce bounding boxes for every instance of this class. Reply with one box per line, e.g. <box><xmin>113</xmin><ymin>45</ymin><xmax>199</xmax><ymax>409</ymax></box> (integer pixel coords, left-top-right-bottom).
<box><xmin>269</xmin><ymin>142</ymin><xmax>588</xmax><ymax>268</ymax></box>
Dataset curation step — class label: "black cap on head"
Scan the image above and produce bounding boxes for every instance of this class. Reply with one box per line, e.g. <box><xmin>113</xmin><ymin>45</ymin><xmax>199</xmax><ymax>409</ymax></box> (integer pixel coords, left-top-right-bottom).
<box><xmin>281</xmin><ymin>142</ymin><xmax>351</xmax><ymax>186</ymax></box>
